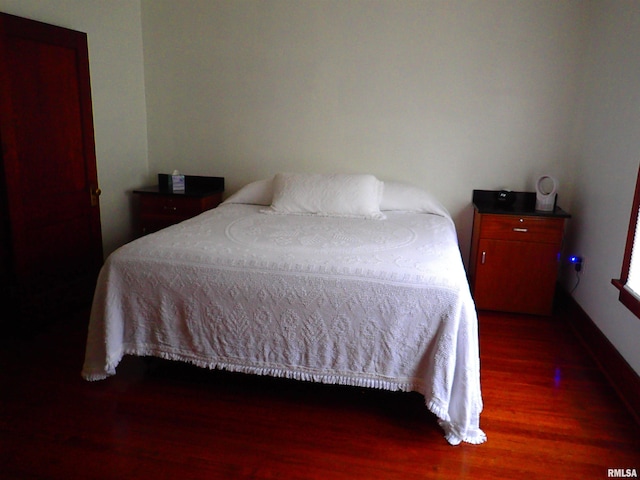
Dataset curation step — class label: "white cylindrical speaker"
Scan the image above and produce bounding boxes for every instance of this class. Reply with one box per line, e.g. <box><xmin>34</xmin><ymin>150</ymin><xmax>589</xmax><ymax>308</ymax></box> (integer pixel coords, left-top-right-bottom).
<box><xmin>535</xmin><ymin>175</ymin><xmax>558</xmax><ymax>212</ymax></box>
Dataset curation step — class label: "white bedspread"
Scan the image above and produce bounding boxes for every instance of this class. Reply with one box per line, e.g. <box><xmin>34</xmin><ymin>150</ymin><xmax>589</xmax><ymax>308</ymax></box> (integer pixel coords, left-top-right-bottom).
<box><xmin>82</xmin><ymin>204</ymin><xmax>485</xmax><ymax>445</ymax></box>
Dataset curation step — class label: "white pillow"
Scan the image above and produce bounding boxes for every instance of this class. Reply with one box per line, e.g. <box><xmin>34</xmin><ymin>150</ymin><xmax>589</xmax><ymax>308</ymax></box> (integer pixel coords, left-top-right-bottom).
<box><xmin>262</xmin><ymin>173</ymin><xmax>386</xmax><ymax>219</ymax></box>
<box><xmin>222</xmin><ymin>178</ymin><xmax>274</xmax><ymax>206</ymax></box>
<box><xmin>380</xmin><ymin>181</ymin><xmax>450</xmax><ymax>217</ymax></box>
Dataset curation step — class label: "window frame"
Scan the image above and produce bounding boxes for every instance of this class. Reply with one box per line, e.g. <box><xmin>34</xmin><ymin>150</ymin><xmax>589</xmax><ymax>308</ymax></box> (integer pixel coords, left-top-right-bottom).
<box><xmin>612</xmin><ymin>164</ymin><xmax>640</xmax><ymax>319</ymax></box>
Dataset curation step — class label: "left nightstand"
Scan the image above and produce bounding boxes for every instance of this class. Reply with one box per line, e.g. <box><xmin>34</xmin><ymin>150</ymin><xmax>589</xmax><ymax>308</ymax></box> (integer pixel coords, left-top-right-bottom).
<box><xmin>133</xmin><ymin>175</ymin><xmax>224</xmax><ymax>235</ymax></box>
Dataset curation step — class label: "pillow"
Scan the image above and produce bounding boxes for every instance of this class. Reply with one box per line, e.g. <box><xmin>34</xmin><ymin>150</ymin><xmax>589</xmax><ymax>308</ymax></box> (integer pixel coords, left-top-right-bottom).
<box><xmin>380</xmin><ymin>181</ymin><xmax>450</xmax><ymax>217</ymax></box>
<box><xmin>221</xmin><ymin>178</ymin><xmax>274</xmax><ymax>206</ymax></box>
<box><xmin>261</xmin><ymin>173</ymin><xmax>386</xmax><ymax>219</ymax></box>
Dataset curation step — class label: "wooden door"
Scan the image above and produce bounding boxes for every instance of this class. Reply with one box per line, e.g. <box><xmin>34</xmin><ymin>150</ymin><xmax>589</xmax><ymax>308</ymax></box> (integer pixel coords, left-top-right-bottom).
<box><xmin>473</xmin><ymin>238</ymin><xmax>560</xmax><ymax>315</ymax></box>
<box><xmin>0</xmin><ymin>13</ymin><xmax>102</xmax><ymax>325</ymax></box>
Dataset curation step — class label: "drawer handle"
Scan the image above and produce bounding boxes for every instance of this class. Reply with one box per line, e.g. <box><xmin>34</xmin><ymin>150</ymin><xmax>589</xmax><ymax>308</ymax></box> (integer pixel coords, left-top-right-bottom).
<box><xmin>513</xmin><ymin>228</ymin><xmax>528</xmax><ymax>232</ymax></box>
<box><xmin>481</xmin><ymin>251</ymin><xmax>486</xmax><ymax>264</ymax></box>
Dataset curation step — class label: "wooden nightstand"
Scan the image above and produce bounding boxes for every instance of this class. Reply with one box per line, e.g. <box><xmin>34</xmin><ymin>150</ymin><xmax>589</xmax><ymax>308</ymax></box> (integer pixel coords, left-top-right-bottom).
<box><xmin>468</xmin><ymin>190</ymin><xmax>571</xmax><ymax>316</ymax></box>
<box><xmin>133</xmin><ymin>175</ymin><xmax>224</xmax><ymax>235</ymax></box>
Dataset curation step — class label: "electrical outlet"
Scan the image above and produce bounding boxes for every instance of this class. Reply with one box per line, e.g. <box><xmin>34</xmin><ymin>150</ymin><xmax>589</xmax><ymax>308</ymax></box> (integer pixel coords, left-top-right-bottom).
<box><xmin>569</xmin><ymin>255</ymin><xmax>583</xmax><ymax>272</ymax></box>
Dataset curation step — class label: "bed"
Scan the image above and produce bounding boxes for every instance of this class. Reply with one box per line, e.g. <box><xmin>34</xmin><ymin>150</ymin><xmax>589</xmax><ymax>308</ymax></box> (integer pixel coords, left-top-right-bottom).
<box><xmin>82</xmin><ymin>173</ymin><xmax>485</xmax><ymax>445</ymax></box>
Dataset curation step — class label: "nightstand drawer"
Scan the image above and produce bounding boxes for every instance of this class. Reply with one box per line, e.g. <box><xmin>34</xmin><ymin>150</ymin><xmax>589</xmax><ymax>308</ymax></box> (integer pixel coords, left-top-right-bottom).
<box><xmin>479</xmin><ymin>214</ymin><xmax>565</xmax><ymax>244</ymax></box>
<box><xmin>139</xmin><ymin>195</ymin><xmax>209</xmax><ymax>218</ymax></box>
<box><xmin>134</xmin><ymin>179</ymin><xmax>224</xmax><ymax>235</ymax></box>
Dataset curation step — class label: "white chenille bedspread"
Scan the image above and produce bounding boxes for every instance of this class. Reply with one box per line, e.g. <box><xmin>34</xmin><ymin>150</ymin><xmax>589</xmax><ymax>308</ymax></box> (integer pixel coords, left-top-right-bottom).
<box><xmin>82</xmin><ymin>204</ymin><xmax>485</xmax><ymax>445</ymax></box>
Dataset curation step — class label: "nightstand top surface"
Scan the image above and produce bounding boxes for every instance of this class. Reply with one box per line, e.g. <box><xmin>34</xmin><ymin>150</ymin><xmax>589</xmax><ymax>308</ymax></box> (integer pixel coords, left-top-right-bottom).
<box><xmin>134</xmin><ymin>175</ymin><xmax>224</xmax><ymax>198</ymax></box>
<box><xmin>472</xmin><ymin>189</ymin><xmax>571</xmax><ymax>218</ymax></box>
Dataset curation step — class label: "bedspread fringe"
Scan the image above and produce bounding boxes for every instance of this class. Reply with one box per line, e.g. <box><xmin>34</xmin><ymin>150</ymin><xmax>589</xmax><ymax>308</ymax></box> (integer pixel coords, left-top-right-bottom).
<box><xmin>83</xmin><ymin>372</ymin><xmax>109</xmax><ymax>381</ymax></box>
<box><xmin>438</xmin><ymin>419</ymin><xmax>487</xmax><ymax>445</ymax></box>
<box><xmin>151</xmin><ymin>349</ymin><xmax>419</xmax><ymax>392</ymax></box>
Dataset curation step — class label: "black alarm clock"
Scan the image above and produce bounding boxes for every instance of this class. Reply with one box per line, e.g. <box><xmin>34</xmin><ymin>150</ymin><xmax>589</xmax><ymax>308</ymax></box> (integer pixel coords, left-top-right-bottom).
<box><xmin>496</xmin><ymin>190</ymin><xmax>516</xmax><ymax>207</ymax></box>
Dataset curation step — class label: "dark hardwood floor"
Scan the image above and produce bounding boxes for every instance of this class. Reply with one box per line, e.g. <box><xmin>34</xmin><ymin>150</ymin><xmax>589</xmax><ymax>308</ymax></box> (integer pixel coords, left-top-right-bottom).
<box><xmin>1</xmin><ymin>304</ymin><xmax>638</xmax><ymax>479</ymax></box>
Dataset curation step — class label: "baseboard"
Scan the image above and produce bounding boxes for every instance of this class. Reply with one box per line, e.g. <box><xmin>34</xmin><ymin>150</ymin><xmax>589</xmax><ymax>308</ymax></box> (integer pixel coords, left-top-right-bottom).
<box><xmin>558</xmin><ymin>290</ymin><xmax>640</xmax><ymax>426</ymax></box>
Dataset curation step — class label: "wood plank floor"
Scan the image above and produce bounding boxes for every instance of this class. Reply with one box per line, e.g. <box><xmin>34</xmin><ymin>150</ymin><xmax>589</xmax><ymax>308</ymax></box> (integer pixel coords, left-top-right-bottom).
<box><xmin>1</xmin><ymin>306</ymin><xmax>638</xmax><ymax>479</ymax></box>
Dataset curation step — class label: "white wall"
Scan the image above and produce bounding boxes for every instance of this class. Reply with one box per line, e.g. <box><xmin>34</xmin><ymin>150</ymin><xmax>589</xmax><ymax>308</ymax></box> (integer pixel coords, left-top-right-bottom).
<box><xmin>0</xmin><ymin>0</ymin><xmax>149</xmax><ymax>256</ymax></box>
<box><xmin>3</xmin><ymin>1</ymin><xmax>637</xmax><ymax>375</ymax></box>
<box><xmin>141</xmin><ymin>0</ymin><xmax>588</xmax><ymax>260</ymax></box>
<box><xmin>564</xmin><ymin>0</ymin><xmax>640</xmax><ymax>375</ymax></box>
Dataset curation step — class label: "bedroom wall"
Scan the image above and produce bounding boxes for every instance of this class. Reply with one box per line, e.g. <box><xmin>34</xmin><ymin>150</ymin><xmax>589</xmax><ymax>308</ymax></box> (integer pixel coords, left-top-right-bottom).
<box><xmin>3</xmin><ymin>0</ymin><xmax>635</xmax><ymax>377</ymax></box>
<box><xmin>563</xmin><ymin>0</ymin><xmax>640</xmax><ymax>376</ymax></box>
<box><xmin>140</xmin><ymin>0</ymin><xmax>588</xmax><ymax>262</ymax></box>
<box><xmin>0</xmin><ymin>0</ymin><xmax>149</xmax><ymax>256</ymax></box>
